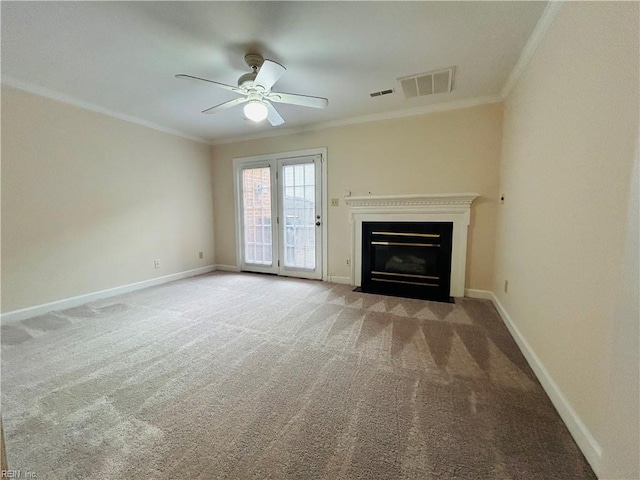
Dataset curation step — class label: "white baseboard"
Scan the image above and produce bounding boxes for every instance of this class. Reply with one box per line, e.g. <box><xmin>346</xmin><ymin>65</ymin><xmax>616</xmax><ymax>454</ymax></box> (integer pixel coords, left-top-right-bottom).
<box><xmin>214</xmin><ymin>267</ymin><xmax>348</xmax><ymax>285</ymax></box>
<box><xmin>464</xmin><ymin>288</ymin><xmax>493</xmax><ymax>300</ymax></box>
<box><xmin>215</xmin><ymin>265</ymin><xmax>345</xmax><ymax>283</ymax></box>
<box><xmin>214</xmin><ymin>264</ymin><xmax>241</xmax><ymax>272</ymax></box>
<box><xmin>488</xmin><ymin>292</ymin><xmax>602</xmax><ymax>475</ymax></box>
<box><xmin>1</xmin><ymin>265</ymin><xmax>216</xmax><ymax>324</ymax></box>
<box><xmin>327</xmin><ymin>275</ymin><xmax>351</xmax><ymax>285</ymax></box>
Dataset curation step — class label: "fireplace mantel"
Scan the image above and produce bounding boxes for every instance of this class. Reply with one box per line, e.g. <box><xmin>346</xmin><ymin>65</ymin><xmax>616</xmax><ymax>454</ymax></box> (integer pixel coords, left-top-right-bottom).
<box><xmin>345</xmin><ymin>193</ymin><xmax>479</xmax><ymax>297</ymax></box>
<box><xmin>344</xmin><ymin>193</ymin><xmax>478</xmax><ymax>209</ymax></box>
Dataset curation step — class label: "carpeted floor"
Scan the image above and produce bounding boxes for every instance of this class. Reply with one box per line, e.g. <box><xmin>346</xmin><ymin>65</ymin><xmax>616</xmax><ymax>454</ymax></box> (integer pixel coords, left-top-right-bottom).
<box><xmin>1</xmin><ymin>272</ymin><xmax>595</xmax><ymax>479</ymax></box>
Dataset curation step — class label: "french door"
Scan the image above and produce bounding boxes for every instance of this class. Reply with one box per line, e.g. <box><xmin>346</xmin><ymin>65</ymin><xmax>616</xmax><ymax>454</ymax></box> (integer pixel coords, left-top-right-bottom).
<box><xmin>235</xmin><ymin>151</ymin><xmax>324</xmax><ymax>280</ymax></box>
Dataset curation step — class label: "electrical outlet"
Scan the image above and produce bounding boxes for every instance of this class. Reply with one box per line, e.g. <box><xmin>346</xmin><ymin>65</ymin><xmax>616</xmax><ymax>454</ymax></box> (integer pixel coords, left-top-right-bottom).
<box><xmin>154</xmin><ymin>259</ymin><xmax>160</xmax><ymax>269</ymax></box>
<box><xmin>331</xmin><ymin>198</ymin><xmax>339</xmax><ymax>207</ymax></box>
<box><xmin>199</xmin><ymin>251</ymin><xmax>204</xmax><ymax>259</ymax></box>
<box><xmin>504</xmin><ymin>280</ymin><xmax>509</xmax><ymax>293</ymax></box>
<box><xmin>346</xmin><ymin>258</ymin><xmax>350</xmax><ymax>266</ymax></box>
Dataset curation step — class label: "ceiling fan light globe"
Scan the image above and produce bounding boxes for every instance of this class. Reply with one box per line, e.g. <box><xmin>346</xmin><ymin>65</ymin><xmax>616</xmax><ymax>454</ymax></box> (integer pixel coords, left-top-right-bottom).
<box><xmin>244</xmin><ymin>101</ymin><xmax>268</xmax><ymax>122</ymax></box>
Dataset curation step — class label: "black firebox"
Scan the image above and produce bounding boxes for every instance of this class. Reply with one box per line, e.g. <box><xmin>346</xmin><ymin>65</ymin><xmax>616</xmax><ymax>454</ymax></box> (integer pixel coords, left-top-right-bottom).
<box><xmin>361</xmin><ymin>221</ymin><xmax>453</xmax><ymax>303</ymax></box>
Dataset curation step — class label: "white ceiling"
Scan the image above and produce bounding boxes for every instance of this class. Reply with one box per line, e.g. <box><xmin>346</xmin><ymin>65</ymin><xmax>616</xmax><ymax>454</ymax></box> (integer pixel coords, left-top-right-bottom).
<box><xmin>1</xmin><ymin>1</ymin><xmax>547</xmax><ymax>143</ymax></box>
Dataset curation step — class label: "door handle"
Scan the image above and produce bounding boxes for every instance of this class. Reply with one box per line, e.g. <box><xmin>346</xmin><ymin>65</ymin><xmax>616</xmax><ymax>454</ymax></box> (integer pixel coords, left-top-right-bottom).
<box><xmin>315</xmin><ymin>221</ymin><xmax>321</xmax><ymax>226</ymax></box>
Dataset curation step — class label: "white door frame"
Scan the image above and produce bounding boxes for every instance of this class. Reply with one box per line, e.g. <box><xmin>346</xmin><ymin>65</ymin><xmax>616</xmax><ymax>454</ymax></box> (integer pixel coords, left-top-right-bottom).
<box><xmin>233</xmin><ymin>147</ymin><xmax>328</xmax><ymax>281</ymax></box>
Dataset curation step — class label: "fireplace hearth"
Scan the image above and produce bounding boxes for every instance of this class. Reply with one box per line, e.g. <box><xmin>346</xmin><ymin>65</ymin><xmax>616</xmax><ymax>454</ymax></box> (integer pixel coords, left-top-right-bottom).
<box><xmin>361</xmin><ymin>221</ymin><xmax>453</xmax><ymax>302</ymax></box>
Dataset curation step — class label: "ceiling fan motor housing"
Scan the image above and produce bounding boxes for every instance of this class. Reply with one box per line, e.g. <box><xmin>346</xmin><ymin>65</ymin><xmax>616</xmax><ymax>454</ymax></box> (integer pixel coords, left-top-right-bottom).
<box><xmin>244</xmin><ymin>53</ymin><xmax>264</xmax><ymax>70</ymax></box>
<box><xmin>238</xmin><ymin>72</ymin><xmax>257</xmax><ymax>88</ymax></box>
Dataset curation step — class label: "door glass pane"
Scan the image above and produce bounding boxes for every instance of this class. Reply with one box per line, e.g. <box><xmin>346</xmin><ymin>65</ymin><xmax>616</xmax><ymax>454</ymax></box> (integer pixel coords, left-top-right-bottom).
<box><xmin>282</xmin><ymin>163</ymin><xmax>316</xmax><ymax>269</ymax></box>
<box><xmin>242</xmin><ymin>167</ymin><xmax>272</xmax><ymax>265</ymax></box>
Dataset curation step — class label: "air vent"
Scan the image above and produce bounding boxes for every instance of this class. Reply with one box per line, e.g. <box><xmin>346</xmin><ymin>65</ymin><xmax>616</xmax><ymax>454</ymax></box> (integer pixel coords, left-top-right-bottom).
<box><xmin>369</xmin><ymin>89</ymin><xmax>394</xmax><ymax>98</ymax></box>
<box><xmin>398</xmin><ymin>67</ymin><xmax>455</xmax><ymax>99</ymax></box>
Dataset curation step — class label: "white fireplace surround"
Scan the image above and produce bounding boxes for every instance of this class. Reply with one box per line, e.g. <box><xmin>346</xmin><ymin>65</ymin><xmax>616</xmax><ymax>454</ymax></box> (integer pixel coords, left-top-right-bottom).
<box><xmin>344</xmin><ymin>193</ymin><xmax>479</xmax><ymax>297</ymax></box>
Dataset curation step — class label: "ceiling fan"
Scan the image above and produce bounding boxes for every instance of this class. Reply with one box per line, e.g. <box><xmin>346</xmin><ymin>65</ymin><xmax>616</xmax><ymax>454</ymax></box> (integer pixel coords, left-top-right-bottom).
<box><xmin>176</xmin><ymin>54</ymin><xmax>328</xmax><ymax>126</ymax></box>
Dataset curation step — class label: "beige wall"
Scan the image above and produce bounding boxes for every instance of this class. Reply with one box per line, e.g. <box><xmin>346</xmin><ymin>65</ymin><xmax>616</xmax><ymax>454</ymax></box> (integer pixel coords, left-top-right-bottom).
<box><xmin>211</xmin><ymin>102</ymin><xmax>504</xmax><ymax>290</ymax></box>
<box><xmin>1</xmin><ymin>86</ymin><xmax>215</xmax><ymax>312</ymax></box>
<box><xmin>603</xmin><ymin>140</ymin><xmax>639</xmax><ymax>479</ymax></box>
<box><xmin>494</xmin><ymin>2</ymin><xmax>639</xmax><ymax>476</ymax></box>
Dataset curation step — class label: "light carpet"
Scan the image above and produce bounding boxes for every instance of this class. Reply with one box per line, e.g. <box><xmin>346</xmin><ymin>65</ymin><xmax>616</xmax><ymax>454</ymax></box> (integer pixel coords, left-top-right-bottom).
<box><xmin>1</xmin><ymin>272</ymin><xmax>595</xmax><ymax>479</ymax></box>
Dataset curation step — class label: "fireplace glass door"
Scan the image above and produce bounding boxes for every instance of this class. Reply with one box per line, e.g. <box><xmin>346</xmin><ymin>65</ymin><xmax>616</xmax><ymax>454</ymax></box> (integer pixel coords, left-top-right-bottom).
<box><xmin>362</xmin><ymin>222</ymin><xmax>453</xmax><ymax>302</ymax></box>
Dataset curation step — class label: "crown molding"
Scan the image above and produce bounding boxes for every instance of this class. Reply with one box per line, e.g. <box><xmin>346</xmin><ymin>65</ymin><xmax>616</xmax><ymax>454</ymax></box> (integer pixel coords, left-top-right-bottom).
<box><xmin>210</xmin><ymin>94</ymin><xmax>503</xmax><ymax>146</ymax></box>
<box><xmin>1</xmin><ymin>74</ymin><xmax>503</xmax><ymax>148</ymax></box>
<box><xmin>1</xmin><ymin>75</ymin><xmax>209</xmax><ymax>144</ymax></box>
<box><xmin>344</xmin><ymin>193</ymin><xmax>479</xmax><ymax>209</ymax></box>
<box><xmin>501</xmin><ymin>1</ymin><xmax>565</xmax><ymax>99</ymax></box>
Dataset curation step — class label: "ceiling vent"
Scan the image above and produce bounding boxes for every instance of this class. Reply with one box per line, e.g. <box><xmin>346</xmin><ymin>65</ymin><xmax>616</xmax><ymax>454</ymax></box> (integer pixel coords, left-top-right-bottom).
<box><xmin>398</xmin><ymin>67</ymin><xmax>455</xmax><ymax>99</ymax></box>
<box><xmin>369</xmin><ymin>88</ymin><xmax>394</xmax><ymax>98</ymax></box>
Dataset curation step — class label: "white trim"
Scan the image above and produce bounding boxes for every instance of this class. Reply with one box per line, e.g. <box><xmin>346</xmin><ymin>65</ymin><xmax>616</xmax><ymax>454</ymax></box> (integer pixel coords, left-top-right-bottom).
<box><xmin>488</xmin><ymin>291</ymin><xmax>602</xmax><ymax>474</ymax></box>
<box><xmin>327</xmin><ymin>276</ymin><xmax>351</xmax><ymax>285</ymax></box>
<box><xmin>501</xmin><ymin>1</ymin><xmax>565</xmax><ymax>99</ymax></box>
<box><xmin>232</xmin><ymin>160</ymin><xmax>244</xmax><ymax>271</ymax></box>
<box><xmin>1</xmin><ymin>75</ymin><xmax>209</xmax><ymax>144</ymax></box>
<box><xmin>464</xmin><ymin>288</ymin><xmax>493</xmax><ymax>300</ymax></box>
<box><xmin>345</xmin><ymin>193</ymin><xmax>478</xmax><ymax>297</ymax></box>
<box><xmin>0</xmin><ymin>266</ymin><xmax>216</xmax><ymax>324</ymax></box>
<box><xmin>321</xmin><ymin>151</ymin><xmax>329</xmax><ymax>282</ymax></box>
<box><xmin>214</xmin><ymin>264</ymin><xmax>241</xmax><ymax>272</ymax></box>
<box><xmin>211</xmin><ymin>95</ymin><xmax>503</xmax><ymax>146</ymax></box>
<box><xmin>344</xmin><ymin>193</ymin><xmax>478</xmax><ymax>208</ymax></box>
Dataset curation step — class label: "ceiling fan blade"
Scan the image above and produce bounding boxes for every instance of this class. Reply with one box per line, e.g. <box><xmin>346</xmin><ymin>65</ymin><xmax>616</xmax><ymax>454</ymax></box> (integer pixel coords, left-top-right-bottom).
<box><xmin>268</xmin><ymin>91</ymin><xmax>328</xmax><ymax>109</ymax></box>
<box><xmin>254</xmin><ymin>60</ymin><xmax>286</xmax><ymax>91</ymax></box>
<box><xmin>176</xmin><ymin>74</ymin><xmax>243</xmax><ymax>93</ymax></box>
<box><xmin>201</xmin><ymin>97</ymin><xmax>248</xmax><ymax>114</ymax></box>
<box><xmin>265</xmin><ymin>101</ymin><xmax>285</xmax><ymax>127</ymax></box>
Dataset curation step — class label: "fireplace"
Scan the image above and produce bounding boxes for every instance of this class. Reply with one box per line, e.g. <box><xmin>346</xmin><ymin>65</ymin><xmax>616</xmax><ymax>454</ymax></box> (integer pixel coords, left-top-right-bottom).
<box><xmin>361</xmin><ymin>221</ymin><xmax>453</xmax><ymax>302</ymax></box>
<box><xmin>345</xmin><ymin>193</ymin><xmax>478</xmax><ymax>298</ymax></box>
